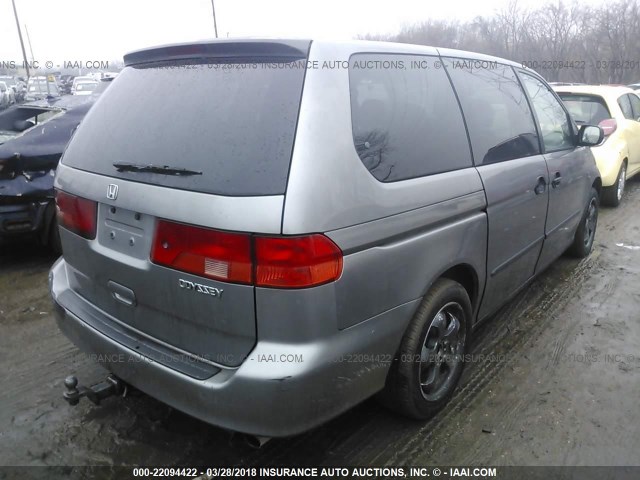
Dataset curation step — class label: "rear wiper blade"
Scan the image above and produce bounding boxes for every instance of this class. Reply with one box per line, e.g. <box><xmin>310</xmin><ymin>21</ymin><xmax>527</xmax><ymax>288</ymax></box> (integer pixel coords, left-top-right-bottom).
<box><xmin>113</xmin><ymin>162</ymin><xmax>202</xmax><ymax>176</ymax></box>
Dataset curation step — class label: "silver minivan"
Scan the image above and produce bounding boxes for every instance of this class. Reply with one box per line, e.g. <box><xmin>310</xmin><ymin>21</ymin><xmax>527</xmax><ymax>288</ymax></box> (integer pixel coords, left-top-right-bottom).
<box><xmin>50</xmin><ymin>39</ymin><xmax>603</xmax><ymax>438</ymax></box>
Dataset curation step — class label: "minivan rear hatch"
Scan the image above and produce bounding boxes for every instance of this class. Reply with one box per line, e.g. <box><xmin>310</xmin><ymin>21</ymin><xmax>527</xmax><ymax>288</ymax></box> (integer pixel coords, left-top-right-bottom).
<box><xmin>57</xmin><ymin>40</ymin><xmax>310</xmax><ymax>370</ymax></box>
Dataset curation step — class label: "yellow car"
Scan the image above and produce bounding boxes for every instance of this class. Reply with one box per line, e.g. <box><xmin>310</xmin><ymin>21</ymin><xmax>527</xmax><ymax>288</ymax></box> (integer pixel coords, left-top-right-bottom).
<box><xmin>554</xmin><ymin>85</ymin><xmax>640</xmax><ymax>206</ymax></box>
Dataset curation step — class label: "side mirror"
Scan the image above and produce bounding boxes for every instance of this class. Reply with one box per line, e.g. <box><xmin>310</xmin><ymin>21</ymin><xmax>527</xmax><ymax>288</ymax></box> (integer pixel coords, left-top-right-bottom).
<box><xmin>577</xmin><ymin>125</ymin><xmax>604</xmax><ymax>146</ymax></box>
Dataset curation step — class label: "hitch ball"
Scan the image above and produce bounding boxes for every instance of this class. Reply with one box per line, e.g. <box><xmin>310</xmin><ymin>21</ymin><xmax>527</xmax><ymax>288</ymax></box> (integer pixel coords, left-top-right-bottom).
<box><xmin>63</xmin><ymin>375</ymin><xmax>81</xmax><ymax>406</ymax></box>
<box><xmin>62</xmin><ymin>374</ymin><xmax>126</xmax><ymax>406</ymax></box>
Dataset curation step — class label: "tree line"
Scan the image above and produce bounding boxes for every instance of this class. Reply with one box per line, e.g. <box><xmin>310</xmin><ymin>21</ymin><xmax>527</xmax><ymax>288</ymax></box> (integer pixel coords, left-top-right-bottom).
<box><xmin>359</xmin><ymin>0</ymin><xmax>640</xmax><ymax>85</ymax></box>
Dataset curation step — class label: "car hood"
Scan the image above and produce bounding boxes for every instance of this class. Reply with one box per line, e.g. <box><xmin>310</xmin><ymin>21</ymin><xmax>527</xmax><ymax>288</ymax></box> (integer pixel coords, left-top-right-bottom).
<box><xmin>0</xmin><ymin>101</ymin><xmax>94</xmax><ymax>198</ymax></box>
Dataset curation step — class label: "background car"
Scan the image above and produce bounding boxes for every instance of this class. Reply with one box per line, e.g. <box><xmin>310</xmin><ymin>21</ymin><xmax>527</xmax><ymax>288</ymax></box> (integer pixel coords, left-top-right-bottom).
<box><xmin>25</xmin><ymin>76</ymin><xmax>61</xmax><ymax>101</ymax></box>
<box><xmin>0</xmin><ymin>82</ymin><xmax>13</xmax><ymax>109</ymax></box>
<box><xmin>70</xmin><ymin>75</ymin><xmax>96</xmax><ymax>94</ymax></box>
<box><xmin>0</xmin><ymin>91</ymin><xmax>107</xmax><ymax>252</ymax></box>
<box><xmin>0</xmin><ymin>76</ymin><xmax>22</xmax><ymax>103</ymax></box>
<box><xmin>548</xmin><ymin>82</ymin><xmax>585</xmax><ymax>87</ymax></box>
<box><xmin>555</xmin><ymin>85</ymin><xmax>640</xmax><ymax>206</ymax></box>
<box><xmin>72</xmin><ymin>80</ymin><xmax>99</xmax><ymax>96</ymax></box>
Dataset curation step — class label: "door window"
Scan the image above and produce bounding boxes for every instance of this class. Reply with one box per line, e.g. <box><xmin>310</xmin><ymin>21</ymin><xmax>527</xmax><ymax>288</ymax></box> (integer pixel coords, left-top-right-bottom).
<box><xmin>520</xmin><ymin>73</ymin><xmax>574</xmax><ymax>152</ymax></box>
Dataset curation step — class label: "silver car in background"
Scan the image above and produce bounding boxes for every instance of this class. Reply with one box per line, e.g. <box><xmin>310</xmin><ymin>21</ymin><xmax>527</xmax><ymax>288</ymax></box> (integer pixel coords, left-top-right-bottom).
<box><xmin>0</xmin><ymin>81</ymin><xmax>14</xmax><ymax>108</ymax></box>
<box><xmin>50</xmin><ymin>39</ymin><xmax>603</xmax><ymax>438</ymax></box>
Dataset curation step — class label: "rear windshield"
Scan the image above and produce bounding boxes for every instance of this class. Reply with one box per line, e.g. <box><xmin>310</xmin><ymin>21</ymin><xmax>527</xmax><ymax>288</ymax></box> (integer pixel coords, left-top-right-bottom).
<box><xmin>61</xmin><ymin>58</ymin><xmax>307</xmax><ymax>196</ymax></box>
<box><xmin>558</xmin><ymin>94</ymin><xmax>611</xmax><ymax>125</ymax></box>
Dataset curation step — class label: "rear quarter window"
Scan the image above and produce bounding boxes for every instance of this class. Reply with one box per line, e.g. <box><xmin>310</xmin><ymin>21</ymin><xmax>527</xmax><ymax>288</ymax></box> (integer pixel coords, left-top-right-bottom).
<box><xmin>443</xmin><ymin>59</ymin><xmax>540</xmax><ymax>164</ymax></box>
<box><xmin>629</xmin><ymin>93</ymin><xmax>640</xmax><ymax>120</ymax></box>
<box><xmin>348</xmin><ymin>54</ymin><xmax>472</xmax><ymax>182</ymax></box>
<box><xmin>618</xmin><ymin>94</ymin><xmax>635</xmax><ymax>120</ymax></box>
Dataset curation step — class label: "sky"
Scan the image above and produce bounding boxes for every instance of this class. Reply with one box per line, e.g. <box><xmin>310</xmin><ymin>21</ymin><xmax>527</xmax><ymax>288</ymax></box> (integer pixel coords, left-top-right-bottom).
<box><xmin>0</xmin><ymin>0</ymin><xmax>603</xmax><ymax>66</ymax></box>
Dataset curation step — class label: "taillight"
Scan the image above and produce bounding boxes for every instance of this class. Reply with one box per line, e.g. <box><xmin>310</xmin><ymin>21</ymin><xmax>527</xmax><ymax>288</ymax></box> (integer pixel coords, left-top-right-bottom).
<box><xmin>55</xmin><ymin>190</ymin><xmax>97</xmax><ymax>239</ymax></box>
<box><xmin>598</xmin><ymin>118</ymin><xmax>617</xmax><ymax>137</ymax></box>
<box><xmin>151</xmin><ymin>220</ymin><xmax>253</xmax><ymax>284</ymax></box>
<box><xmin>150</xmin><ymin>220</ymin><xmax>343</xmax><ymax>288</ymax></box>
<box><xmin>255</xmin><ymin>235</ymin><xmax>343</xmax><ymax>288</ymax></box>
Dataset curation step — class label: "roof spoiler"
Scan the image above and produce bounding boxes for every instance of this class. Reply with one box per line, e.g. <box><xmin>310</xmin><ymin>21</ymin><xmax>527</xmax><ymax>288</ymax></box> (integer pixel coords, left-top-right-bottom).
<box><xmin>123</xmin><ymin>39</ymin><xmax>311</xmax><ymax>66</ymax></box>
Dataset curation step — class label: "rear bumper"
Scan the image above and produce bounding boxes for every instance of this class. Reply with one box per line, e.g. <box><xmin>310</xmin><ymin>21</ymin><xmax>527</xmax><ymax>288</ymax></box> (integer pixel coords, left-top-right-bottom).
<box><xmin>50</xmin><ymin>257</ymin><xmax>418</xmax><ymax>437</ymax></box>
<box><xmin>0</xmin><ymin>200</ymin><xmax>50</xmax><ymax>237</ymax></box>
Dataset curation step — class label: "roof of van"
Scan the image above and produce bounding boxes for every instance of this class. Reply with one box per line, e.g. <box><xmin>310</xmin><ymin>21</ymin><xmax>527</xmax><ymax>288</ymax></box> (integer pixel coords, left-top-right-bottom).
<box><xmin>123</xmin><ymin>38</ymin><xmax>523</xmax><ymax>69</ymax></box>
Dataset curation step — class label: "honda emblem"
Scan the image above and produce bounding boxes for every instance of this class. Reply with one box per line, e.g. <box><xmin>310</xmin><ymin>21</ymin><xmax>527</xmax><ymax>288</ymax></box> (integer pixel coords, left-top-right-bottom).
<box><xmin>107</xmin><ymin>184</ymin><xmax>119</xmax><ymax>200</ymax></box>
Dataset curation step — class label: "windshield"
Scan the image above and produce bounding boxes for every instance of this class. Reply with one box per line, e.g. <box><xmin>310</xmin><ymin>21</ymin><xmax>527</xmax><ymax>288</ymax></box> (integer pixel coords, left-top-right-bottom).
<box><xmin>558</xmin><ymin>94</ymin><xmax>611</xmax><ymax>125</ymax></box>
<box><xmin>62</xmin><ymin>58</ymin><xmax>307</xmax><ymax>196</ymax></box>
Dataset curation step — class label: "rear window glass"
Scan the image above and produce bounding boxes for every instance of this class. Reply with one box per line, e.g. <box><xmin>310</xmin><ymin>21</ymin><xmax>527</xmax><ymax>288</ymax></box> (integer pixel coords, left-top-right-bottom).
<box><xmin>444</xmin><ymin>59</ymin><xmax>540</xmax><ymax>165</ymax></box>
<box><xmin>558</xmin><ymin>94</ymin><xmax>611</xmax><ymax>125</ymax></box>
<box><xmin>349</xmin><ymin>54</ymin><xmax>472</xmax><ymax>182</ymax></box>
<box><xmin>61</xmin><ymin>58</ymin><xmax>307</xmax><ymax>196</ymax></box>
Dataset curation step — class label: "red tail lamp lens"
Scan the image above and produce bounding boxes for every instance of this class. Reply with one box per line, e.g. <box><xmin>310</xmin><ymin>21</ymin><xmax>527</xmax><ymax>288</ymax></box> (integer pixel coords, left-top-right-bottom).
<box><xmin>598</xmin><ymin>118</ymin><xmax>617</xmax><ymax>136</ymax></box>
<box><xmin>55</xmin><ymin>190</ymin><xmax>97</xmax><ymax>239</ymax></box>
<box><xmin>151</xmin><ymin>220</ymin><xmax>343</xmax><ymax>288</ymax></box>
<box><xmin>151</xmin><ymin>220</ymin><xmax>252</xmax><ymax>284</ymax></box>
<box><xmin>255</xmin><ymin>234</ymin><xmax>343</xmax><ymax>288</ymax></box>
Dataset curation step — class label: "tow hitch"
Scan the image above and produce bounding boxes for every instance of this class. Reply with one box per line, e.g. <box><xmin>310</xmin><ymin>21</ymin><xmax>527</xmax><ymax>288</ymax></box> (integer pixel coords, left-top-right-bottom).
<box><xmin>63</xmin><ymin>375</ymin><xmax>127</xmax><ymax>406</ymax></box>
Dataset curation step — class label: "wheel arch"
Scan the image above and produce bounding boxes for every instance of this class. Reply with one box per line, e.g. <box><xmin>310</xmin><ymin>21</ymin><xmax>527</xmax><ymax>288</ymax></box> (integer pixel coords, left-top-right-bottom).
<box><xmin>592</xmin><ymin>176</ymin><xmax>602</xmax><ymax>196</ymax></box>
<box><xmin>438</xmin><ymin>263</ymin><xmax>479</xmax><ymax>314</ymax></box>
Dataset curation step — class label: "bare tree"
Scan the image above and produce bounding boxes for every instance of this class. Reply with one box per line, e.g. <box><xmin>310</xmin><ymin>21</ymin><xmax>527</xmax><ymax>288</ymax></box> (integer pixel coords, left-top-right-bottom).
<box><xmin>360</xmin><ymin>0</ymin><xmax>640</xmax><ymax>84</ymax></box>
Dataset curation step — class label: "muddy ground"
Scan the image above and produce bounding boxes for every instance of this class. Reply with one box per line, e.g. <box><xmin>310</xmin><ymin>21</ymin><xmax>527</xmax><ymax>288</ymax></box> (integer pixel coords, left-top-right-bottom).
<box><xmin>1</xmin><ymin>180</ymin><xmax>639</xmax><ymax>476</ymax></box>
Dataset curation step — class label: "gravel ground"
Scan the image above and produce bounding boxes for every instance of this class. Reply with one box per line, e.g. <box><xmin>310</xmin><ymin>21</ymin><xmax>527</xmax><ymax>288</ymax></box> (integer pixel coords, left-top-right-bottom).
<box><xmin>1</xmin><ymin>179</ymin><xmax>639</xmax><ymax>477</ymax></box>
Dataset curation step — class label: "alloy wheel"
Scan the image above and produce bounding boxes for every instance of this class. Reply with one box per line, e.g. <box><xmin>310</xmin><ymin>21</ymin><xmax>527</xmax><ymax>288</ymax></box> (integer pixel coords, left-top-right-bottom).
<box><xmin>419</xmin><ymin>302</ymin><xmax>465</xmax><ymax>402</ymax></box>
<box><xmin>617</xmin><ymin>165</ymin><xmax>626</xmax><ymax>201</ymax></box>
<box><xmin>583</xmin><ymin>197</ymin><xmax>598</xmax><ymax>247</ymax></box>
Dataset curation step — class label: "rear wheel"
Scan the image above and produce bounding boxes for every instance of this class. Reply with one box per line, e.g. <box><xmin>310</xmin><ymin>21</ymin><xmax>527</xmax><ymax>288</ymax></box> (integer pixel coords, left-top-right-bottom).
<box><xmin>49</xmin><ymin>217</ymin><xmax>62</xmax><ymax>255</ymax></box>
<box><xmin>602</xmin><ymin>162</ymin><xmax>626</xmax><ymax>207</ymax></box>
<box><xmin>567</xmin><ymin>188</ymin><xmax>599</xmax><ymax>258</ymax></box>
<box><xmin>380</xmin><ymin>278</ymin><xmax>471</xmax><ymax>419</ymax></box>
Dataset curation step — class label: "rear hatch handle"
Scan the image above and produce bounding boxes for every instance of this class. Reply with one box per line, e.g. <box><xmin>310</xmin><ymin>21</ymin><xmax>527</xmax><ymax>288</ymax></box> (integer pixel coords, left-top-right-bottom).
<box><xmin>108</xmin><ymin>280</ymin><xmax>136</xmax><ymax>307</ymax></box>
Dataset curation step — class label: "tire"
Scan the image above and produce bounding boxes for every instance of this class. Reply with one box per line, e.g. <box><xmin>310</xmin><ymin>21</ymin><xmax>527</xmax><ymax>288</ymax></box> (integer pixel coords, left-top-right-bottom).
<box><xmin>49</xmin><ymin>217</ymin><xmax>62</xmax><ymax>255</ymax></box>
<box><xmin>567</xmin><ymin>188</ymin><xmax>599</xmax><ymax>258</ymax></box>
<box><xmin>380</xmin><ymin>278</ymin><xmax>471</xmax><ymax>419</ymax></box>
<box><xmin>602</xmin><ymin>162</ymin><xmax>627</xmax><ymax>207</ymax></box>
